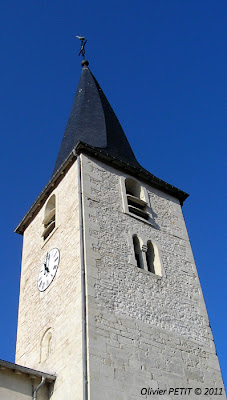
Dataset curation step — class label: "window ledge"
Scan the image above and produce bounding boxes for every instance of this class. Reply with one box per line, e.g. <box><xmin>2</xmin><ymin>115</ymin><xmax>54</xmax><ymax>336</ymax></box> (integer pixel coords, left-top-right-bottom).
<box><xmin>130</xmin><ymin>263</ymin><xmax>163</xmax><ymax>279</ymax></box>
<box><xmin>124</xmin><ymin>210</ymin><xmax>157</xmax><ymax>228</ymax></box>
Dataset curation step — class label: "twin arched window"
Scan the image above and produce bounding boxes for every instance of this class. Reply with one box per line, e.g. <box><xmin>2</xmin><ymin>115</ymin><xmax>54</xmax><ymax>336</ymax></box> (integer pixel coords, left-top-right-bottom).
<box><xmin>132</xmin><ymin>235</ymin><xmax>161</xmax><ymax>276</ymax></box>
<box><xmin>42</xmin><ymin>195</ymin><xmax>56</xmax><ymax>240</ymax></box>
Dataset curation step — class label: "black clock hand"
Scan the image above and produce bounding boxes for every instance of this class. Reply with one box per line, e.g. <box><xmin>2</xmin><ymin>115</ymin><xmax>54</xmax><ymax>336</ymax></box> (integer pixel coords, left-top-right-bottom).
<box><xmin>44</xmin><ymin>265</ymin><xmax>49</xmax><ymax>273</ymax></box>
<box><xmin>44</xmin><ymin>253</ymin><xmax>50</xmax><ymax>274</ymax></box>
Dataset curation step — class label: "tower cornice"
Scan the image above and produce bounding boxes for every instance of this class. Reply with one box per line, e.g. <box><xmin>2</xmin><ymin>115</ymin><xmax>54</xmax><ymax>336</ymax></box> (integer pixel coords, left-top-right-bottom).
<box><xmin>15</xmin><ymin>141</ymin><xmax>188</xmax><ymax>235</ymax></box>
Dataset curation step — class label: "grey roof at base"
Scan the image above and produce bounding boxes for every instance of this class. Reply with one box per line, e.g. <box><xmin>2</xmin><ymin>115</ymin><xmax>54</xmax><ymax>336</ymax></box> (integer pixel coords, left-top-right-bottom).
<box><xmin>0</xmin><ymin>359</ymin><xmax>56</xmax><ymax>382</ymax></box>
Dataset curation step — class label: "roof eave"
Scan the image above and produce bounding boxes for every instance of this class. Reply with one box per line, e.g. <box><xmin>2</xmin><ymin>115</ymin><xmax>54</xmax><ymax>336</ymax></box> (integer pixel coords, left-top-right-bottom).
<box><xmin>14</xmin><ymin>149</ymin><xmax>78</xmax><ymax>234</ymax></box>
<box><xmin>0</xmin><ymin>359</ymin><xmax>56</xmax><ymax>382</ymax></box>
<box><xmin>15</xmin><ymin>141</ymin><xmax>189</xmax><ymax>235</ymax></box>
<box><xmin>75</xmin><ymin>142</ymin><xmax>189</xmax><ymax>204</ymax></box>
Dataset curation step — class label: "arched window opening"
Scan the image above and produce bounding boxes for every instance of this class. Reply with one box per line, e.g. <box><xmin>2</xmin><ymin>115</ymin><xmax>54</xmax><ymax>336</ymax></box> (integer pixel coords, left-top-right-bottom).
<box><xmin>42</xmin><ymin>195</ymin><xmax>56</xmax><ymax>240</ymax></box>
<box><xmin>146</xmin><ymin>241</ymin><xmax>155</xmax><ymax>273</ymax></box>
<box><xmin>47</xmin><ymin>334</ymin><xmax>52</xmax><ymax>357</ymax></box>
<box><xmin>125</xmin><ymin>178</ymin><xmax>143</xmax><ymax>198</ymax></box>
<box><xmin>40</xmin><ymin>329</ymin><xmax>53</xmax><ymax>362</ymax></box>
<box><xmin>133</xmin><ymin>235</ymin><xmax>143</xmax><ymax>269</ymax></box>
<box><xmin>125</xmin><ymin>178</ymin><xmax>148</xmax><ymax>220</ymax></box>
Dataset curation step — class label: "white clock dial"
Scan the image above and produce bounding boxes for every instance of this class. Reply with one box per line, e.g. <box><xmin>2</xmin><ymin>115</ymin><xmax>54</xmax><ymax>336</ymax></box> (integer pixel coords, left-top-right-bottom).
<box><xmin>38</xmin><ymin>248</ymin><xmax>60</xmax><ymax>292</ymax></box>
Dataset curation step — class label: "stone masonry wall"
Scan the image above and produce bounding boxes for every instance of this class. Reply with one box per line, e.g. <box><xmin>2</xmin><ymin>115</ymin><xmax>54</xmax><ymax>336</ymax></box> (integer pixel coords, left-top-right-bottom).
<box><xmin>81</xmin><ymin>154</ymin><xmax>225</xmax><ymax>400</ymax></box>
<box><xmin>15</xmin><ymin>161</ymin><xmax>83</xmax><ymax>400</ymax></box>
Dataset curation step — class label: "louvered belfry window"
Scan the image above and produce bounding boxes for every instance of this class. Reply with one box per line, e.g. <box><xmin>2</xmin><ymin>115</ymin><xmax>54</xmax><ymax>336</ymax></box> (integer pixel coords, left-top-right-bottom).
<box><xmin>125</xmin><ymin>178</ymin><xmax>148</xmax><ymax>220</ymax></box>
<box><xmin>42</xmin><ymin>195</ymin><xmax>56</xmax><ymax>240</ymax></box>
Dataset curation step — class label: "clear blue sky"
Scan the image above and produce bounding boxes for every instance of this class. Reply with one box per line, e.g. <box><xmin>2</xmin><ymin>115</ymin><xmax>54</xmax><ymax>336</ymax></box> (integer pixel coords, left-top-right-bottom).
<box><xmin>0</xmin><ymin>0</ymin><xmax>226</xmax><ymax>387</ymax></box>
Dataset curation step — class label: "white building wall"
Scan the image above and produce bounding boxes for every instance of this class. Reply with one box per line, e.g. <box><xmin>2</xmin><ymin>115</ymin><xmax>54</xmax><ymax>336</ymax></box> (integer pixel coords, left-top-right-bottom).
<box><xmin>0</xmin><ymin>369</ymin><xmax>49</xmax><ymax>400</ymax></box>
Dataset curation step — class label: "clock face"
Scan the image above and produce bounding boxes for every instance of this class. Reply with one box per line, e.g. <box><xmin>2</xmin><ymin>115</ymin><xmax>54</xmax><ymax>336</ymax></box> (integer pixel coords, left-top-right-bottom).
<box><xmin>37</xmin><ymin>248</ymin><xmax>60</xmax><ymax>292</ymax></box>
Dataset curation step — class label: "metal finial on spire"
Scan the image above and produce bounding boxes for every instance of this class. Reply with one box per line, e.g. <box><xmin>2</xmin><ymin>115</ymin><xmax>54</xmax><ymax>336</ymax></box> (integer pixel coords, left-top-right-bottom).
<box><xmin>76</xmin><ymin>36</ymin><xmax>87</xmax><ymax>59</ymax></box>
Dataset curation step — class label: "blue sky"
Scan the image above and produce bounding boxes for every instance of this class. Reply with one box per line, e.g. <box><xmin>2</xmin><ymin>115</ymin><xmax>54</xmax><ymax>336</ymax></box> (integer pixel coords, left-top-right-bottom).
<box><xmin>0</xmin><ymin>0</ymin><xmax>226</xmax><ymax>387</ymax></box>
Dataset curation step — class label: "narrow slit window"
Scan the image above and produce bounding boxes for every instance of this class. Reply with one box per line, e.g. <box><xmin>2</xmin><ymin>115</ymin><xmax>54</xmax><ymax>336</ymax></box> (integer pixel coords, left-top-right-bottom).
<box><xmin>42</xmin><ymin>195</ymin><xmax>56</xmax><ymax>240</ymax></box>
<box><xmin>133</xmin><ymin>235</ymin><xmax>143</xmax><ymax>269</ymax></box>
<box><xmin>146</xmin><ymin>241</ymin><xmax>155</xmax><ymax>273</ymax></box>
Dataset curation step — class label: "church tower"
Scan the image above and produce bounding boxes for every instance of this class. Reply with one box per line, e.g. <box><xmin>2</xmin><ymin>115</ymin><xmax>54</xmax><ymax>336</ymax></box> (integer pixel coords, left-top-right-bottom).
<box><xmin>15</xmin><ymin>58</ymin><xmax>225</xmax><ymax>399</ymax></box>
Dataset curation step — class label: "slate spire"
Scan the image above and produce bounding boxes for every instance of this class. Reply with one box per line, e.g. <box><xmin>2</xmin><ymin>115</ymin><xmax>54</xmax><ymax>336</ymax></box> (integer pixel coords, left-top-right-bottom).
<box><xmin>52</xmin><ymin>62</ymin><xmax>140</xmax><ymax>175</ymax></box>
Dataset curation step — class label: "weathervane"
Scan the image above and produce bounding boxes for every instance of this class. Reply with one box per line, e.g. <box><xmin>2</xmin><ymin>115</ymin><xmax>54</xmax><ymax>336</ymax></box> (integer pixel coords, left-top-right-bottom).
<box><xmin>76</xmin><ymin>36</ymin><xmax>87</xmax><ymax>59</ymax></box>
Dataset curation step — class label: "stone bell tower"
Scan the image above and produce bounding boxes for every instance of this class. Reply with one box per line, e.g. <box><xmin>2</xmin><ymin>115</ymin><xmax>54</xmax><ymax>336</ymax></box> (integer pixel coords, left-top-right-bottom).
<box><xmin>15</xmin><ymin>58</ymin><xmax>225</xmax><ymax>399</ymax></box>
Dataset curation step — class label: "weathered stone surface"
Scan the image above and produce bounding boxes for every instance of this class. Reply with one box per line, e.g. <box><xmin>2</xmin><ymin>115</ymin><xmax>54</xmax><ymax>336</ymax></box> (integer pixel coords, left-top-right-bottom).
<box><xmin>81</xmin><ymin>154</ymin><xmax>225</xmax><ymax>399</ymax></box>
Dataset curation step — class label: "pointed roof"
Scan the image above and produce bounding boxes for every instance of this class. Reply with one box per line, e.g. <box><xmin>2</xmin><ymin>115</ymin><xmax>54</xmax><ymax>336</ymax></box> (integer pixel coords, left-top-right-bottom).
<box><xmin>52</xmin><ymin>62</ymin><xmax>140</xmax><ymax>175</ymax></box>
<box><xmin>15</xmin><ymin>60</ymin><xmax>189</xmax><ymax>235</ymax></box>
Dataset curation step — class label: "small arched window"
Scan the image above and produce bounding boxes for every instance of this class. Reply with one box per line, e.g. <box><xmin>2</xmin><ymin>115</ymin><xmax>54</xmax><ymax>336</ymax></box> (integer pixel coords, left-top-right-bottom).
<box><xmin>125</xmin><ymin>178</ymin><xmax>148</xmax><ymax>220</ymax></box>
<box><xmin>146</xmin><ymin>241</ymin><xmax>155</xmax><ymax>274</ymax></box>
<box><xmin>40</xmin><ymin>328</ymin><xmax>53</xmax><ymax>362</ymax></box>
<box><xmin>42</xmin><ymin>195</ymin><xmax>56</xmax><ymax>240</ymax></box>
<box><xmin>133</xmin><ymin>235</ymin><xmax>144</xmax><ymax>269</ymax></box>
